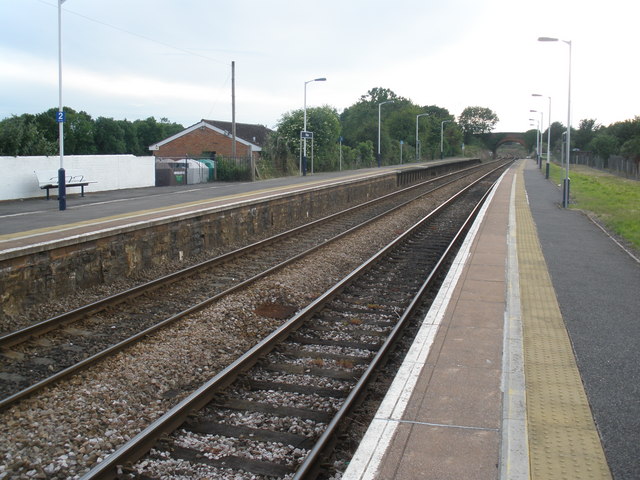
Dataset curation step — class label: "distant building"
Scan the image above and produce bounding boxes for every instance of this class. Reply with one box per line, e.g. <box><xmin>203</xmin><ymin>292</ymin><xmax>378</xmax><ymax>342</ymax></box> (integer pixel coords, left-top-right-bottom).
<box><xmin>148</xmin><ymin>119</ymin><xmax>272</xmax><ymax>160</ymax></box>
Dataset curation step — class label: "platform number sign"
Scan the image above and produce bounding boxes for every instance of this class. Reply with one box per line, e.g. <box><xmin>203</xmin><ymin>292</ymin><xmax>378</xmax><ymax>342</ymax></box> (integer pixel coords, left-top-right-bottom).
<box><xmin>56</xmin><ymin>111</ymin><xmax>66</xmax><ymax>123</ymax></box>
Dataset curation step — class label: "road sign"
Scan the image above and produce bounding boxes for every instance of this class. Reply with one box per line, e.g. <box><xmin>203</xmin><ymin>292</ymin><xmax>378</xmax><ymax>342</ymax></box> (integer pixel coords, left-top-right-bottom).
<box><xmin>56</xmin><ymin>111</ymin><xmax>66</xmax><ymax>123</ymax></box>
<box><xmin>300</xmin><ymin>131</ymin><xmax>313</xmax><ymax>139</ymax></box>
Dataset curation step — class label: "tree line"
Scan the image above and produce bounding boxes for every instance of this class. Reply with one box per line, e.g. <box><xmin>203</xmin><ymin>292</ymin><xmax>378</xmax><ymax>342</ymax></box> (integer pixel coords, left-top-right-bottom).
<box><xmin>0</xmin><ymin>108</ymin><xmax>184</xmax><ymax>157</ymax></box>
<box><xmin>522</xmin><ymin>117</ymin><xmax>640</xmax><ymax>162</ymax></box>
<box><xmin>10</xmin><ymin>88</ymin><xmax>638</xmax><ymax>174</ymax></box>
<box><xmin>0</xmin><ymin>88</ymin><xmax>501</xmax><ymax>175</ymax></box>
<box><xmin>264</xmin><ymin>87</ymin><xmax>499</xmax><ymax>174</ymax></box>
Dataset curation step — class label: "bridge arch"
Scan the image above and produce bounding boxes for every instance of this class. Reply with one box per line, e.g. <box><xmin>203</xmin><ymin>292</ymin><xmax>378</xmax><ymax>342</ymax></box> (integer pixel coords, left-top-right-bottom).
<box><xmin>491</xmin><ymin>132</ymin><xmax>527</xmax><ymax>149</ymax></box>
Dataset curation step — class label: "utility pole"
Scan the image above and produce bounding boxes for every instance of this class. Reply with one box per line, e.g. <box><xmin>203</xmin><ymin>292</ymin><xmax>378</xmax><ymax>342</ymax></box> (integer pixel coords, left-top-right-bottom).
<box><xmin>231</xmin><ymin>61</ymin><xmax>236</xmax><ymax>160</ymax></box>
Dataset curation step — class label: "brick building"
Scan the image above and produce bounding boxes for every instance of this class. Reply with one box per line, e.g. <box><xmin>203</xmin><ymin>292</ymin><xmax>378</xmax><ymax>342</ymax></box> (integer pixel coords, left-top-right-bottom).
<box><xmin>149</xmin><ymin>119</ymin><xmax>271</xmax><ymax>160</ymax></box>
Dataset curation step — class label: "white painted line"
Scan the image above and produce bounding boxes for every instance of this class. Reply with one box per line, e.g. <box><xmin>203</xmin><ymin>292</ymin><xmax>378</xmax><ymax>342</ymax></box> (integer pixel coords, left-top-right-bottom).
<box><xmin>500</xmin><ymin>171</ymin><xmax>529</xmax><ymax>480</ymax></box>
<box><xmin>342</xmin><ymin>170</ymin><xmax>507</xmax><ymax>480</ymax></box>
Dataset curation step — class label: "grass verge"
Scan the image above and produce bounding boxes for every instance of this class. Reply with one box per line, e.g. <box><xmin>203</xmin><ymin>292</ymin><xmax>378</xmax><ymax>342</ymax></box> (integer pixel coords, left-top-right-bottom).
<box><xmin>547</xmin><ymin>162</ymin><xmax>640</xmax><ymax>251</ymax></box>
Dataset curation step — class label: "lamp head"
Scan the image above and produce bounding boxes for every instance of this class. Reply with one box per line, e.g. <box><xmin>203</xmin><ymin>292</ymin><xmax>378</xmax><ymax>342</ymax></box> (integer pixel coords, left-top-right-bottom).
<box><xmin>538</xmin><ymin>36</ymin><xmax>558</xmax><ymax>42</ymax></box>
<box><xmin>314</xmin><ymin>77</ymin><xmax>327</xmax><ymax>82</ymax></box>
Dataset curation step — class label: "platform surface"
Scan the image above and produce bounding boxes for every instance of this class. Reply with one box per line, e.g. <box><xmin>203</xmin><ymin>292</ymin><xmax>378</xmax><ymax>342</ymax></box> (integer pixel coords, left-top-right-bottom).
<box><xmin>343</xmin><ymin>160</ymin><xmax>639</xmax><ymax>479</ymax></box>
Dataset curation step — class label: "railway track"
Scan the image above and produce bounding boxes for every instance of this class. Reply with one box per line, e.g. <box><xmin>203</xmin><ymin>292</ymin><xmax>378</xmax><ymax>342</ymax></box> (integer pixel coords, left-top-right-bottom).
<box><xmin>0</xmin><ymin>162</ymin><xmax>505</xmax><ymax>410</ymax></box>
<box><xmin>79</xmin><ymin>164</ymin><xmax>506</xmax><ymax>480</ymax></box>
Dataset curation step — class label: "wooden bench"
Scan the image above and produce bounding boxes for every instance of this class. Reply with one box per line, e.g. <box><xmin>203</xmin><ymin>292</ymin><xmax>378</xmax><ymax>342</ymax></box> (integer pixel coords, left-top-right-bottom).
<box><xmin>34</xmin><ymin>170</ymin><xmax>96</xmax><ymax>200</ymax></box>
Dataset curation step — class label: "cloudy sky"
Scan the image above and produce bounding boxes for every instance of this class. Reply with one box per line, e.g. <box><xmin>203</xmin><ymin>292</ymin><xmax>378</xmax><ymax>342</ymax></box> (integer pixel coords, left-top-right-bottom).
<box><xmin>1</xmin><ymin>0</ymin><xmax>638</xmax><ymax>132</ymax></box>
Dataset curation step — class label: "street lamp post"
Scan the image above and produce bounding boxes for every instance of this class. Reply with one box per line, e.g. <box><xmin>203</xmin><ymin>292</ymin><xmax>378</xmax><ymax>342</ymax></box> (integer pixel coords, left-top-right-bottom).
<box><xmin>57</xmin><ymin>0</ymin><xmax>67</xmax><ymax>211</ymax></box>
<box><xmin>440</xmin><ymin>120</ymin><xmax>452</xmax><ymax>159</ymax></box>
<box><xmin>377</xmin><ymin>100</ymin><xmax>394</xmax><ymax>167</ymax></box>
<box><xmin>539</xmin><ymin>36</ymin><xmax>572</xmax><ymax>207</ymax></box>
<box><xmin>415</xmin><ymin>113</ymin><xmax>429</xmax><ymax>161</ymax></box>
<box><xmin>529</xmin><ymin>118</ymin><xmax>537</xmax><ymax>160</ymax></box>
<box><xmin>529</xmin><ymin>109</ymin><xmax>542</xmax><ymax>168</ymax></box>
<box><xmin>302</xmin><ymin>77</ymin><xmax>326</xmax><ymax>175</ymax></box>
<box><xmin>533</xmin><ymin>93</ymin><xmax>552</xmax><ymax>179</ymax></box>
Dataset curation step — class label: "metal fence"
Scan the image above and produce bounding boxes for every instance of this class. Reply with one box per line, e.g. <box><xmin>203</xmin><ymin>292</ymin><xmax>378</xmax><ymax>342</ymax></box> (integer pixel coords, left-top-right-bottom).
<box><xmin>572</xmin><ymin>152</ymin><xmax>639</xmax><ymax>180</ymax></box>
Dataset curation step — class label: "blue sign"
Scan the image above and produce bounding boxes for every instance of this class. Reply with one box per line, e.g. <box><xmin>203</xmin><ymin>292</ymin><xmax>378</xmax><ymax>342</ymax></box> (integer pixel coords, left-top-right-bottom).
<box><xmin>300</xmin><ymin>131</ymin><xmax>313</xmax><ymax>139</ymax></box>
<box><xmin>56</xmin><ymin>111</ymin><xmax>66</xmax><ymax>123</ymax></box>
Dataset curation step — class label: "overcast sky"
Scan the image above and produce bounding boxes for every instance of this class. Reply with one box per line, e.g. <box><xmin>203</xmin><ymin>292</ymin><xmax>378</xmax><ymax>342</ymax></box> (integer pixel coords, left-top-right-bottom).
<box><xmin>1</xmin><ymin>0</ymin><xmax>638</xmax><ymax>133</ymax></box>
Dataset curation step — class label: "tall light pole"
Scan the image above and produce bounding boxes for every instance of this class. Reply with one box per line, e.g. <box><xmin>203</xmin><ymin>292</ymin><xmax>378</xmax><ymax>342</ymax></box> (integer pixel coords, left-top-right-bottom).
<box><xmin>377</xmin><ymin>100</ymin><xmax>394</xmax><ymax>167</ymax></box>
<box><xmin>415</xmin><ymin>113</ymin><xmax>429</xmax><ymax>161</ymax></box>
<box><xmin>529</xmin><ymin>109</ymin><xmax>542</xmax><ymax>167</ymax></box>
<box><xmin>539</xmin><ymin>36</ymin><xmax>572</xmax><ymax>208</ymax></box>
<box><xmin>533</xmin><ymin>93</ymin><xmax>552</xmax><ymax>179</ymax></box>
<box><xmin>302</xmin><ymin>77</ymin><xmax>326</xmax><ymax>175</ymax></box>
<box><xmin>440</xmin><ymin>120</ymin><xmax>452</xmax><ymax>159</ymax></box>
<box><xmin>529</xmin><ymin>118</ymin><xmax>537</xmax><ymax>159</ymax></box>
<box><xmin>57</xmin><ymin>0</ymin><xmax>67</xmax><ymax>211</ymax></box>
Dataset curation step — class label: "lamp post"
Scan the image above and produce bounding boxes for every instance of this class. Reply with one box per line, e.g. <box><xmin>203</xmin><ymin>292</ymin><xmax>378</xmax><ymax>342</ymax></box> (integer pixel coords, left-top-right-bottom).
<box><xmin>377</xmin><ymin>100</ymin><xmax>394</xmax><ymax>167</ymax></box>
<box><xmin>529</xmin><ymin>109</ymin><xmax>542</xmax><ymax>167</ymax></box>
<box><xmin>529</xmin><ymin>118</ymin><xmax>537</xmax><ymax>159</ymax></box>
<box><xmin>539</xmin><ymin>36</ymin><xmax>572</xmax><ymax>208</ymax></box>
<box><xmin>415</xmin><ymin>113</ymin><xmax>429</xmax><ymax>161</ymax></box>
<box><xmin>440</xmin><ymin>120</ymin><xmax>452</xmax><ymax>159</ymax></box>
<box><xmin>302</xmin><ymin>77</ymin><xmax>326</xmax><ymax>175</ymax></box>
<box><xmin>533</xmin><ymin>93</ymin><xmax>552</xmax><ymax>178</ymax></box>
<box><xmin>57</xmin><ymin>0</ymin><xmax>67</xmax><ymax>211</ymax></box>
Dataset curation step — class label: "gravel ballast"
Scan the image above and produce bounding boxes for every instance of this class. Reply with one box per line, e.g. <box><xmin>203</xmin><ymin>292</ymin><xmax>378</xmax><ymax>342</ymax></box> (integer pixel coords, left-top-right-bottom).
<box><xmin>0</xmin><ymin>187</ymin><xmax>456</xmax><ymax>479</ymax></box>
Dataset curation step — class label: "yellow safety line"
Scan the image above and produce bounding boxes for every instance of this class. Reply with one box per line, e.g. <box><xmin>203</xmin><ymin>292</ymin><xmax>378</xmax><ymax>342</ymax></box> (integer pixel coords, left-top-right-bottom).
<box><xmin>515</xmin><ymin>164</ymin><xmax>612</xmax><ymax>479</ymax></box>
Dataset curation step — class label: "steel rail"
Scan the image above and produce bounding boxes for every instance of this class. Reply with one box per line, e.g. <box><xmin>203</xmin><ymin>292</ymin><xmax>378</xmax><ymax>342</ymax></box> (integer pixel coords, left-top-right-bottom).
<box><xmin>79</xmin><ymin>164</ymin><xmax>507</xmax><ymax>480</ymax></box>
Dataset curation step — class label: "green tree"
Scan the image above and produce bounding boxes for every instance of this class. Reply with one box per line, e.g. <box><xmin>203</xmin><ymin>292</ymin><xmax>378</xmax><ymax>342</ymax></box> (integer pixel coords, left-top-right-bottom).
<box><xmin>0</xmin><ymin>114</ymin><xmax>56</xmax><ymax>156</ymax></box>
<box><xmin>120</xmin><ymin>120</ymin><xmax>141</xmax><ymax>155</ymax></box>
<box><xmin>573</xmin><ymin>118</ymin><xmax>601</xmax><ymax>150</ymax></box>
<box><xmin>64</xmin><ymin>108</ymin><xmax>96</xmax><ymax>154</ymax></box>
<box><xmin>523</xmin><ymin>129</ymin><xmax>538</xmax><ymax>154</ymax></box>
<box><xmin>34</xmin><ymin>108</ymin><xmax>59</xmax><ymax>144</ymax></box>
<box><xmin>458</xmin><ymin>106</ymin><xmax>499</xmax><ymax>142</ymax></box>
<box><xmin>620</xmin><ymin>137</ymin><xmax>640</xmax><ymax>162</ymax></box>
<box><xmin>608</xmin><ymin>117</ymin><xmax>640</xmax><ymax>163</ymax></box>
<box><xmin>588</xmin><ymin>133</ymin><xmax>619</xmax><ymax>162</ymax></box>
<box><xmin>340</xmin><ymin>88</ymin><xmax>406</xmax><ymax>165</ymax></box>
<box><xmin>273</xmin><ymin>105</ymin><xmax>341</xmax><ymax>172</ymax></box>
<box><xmin>94</xmin><ymin>117</ymin><xmax>126</xmax><ymax>154</ymax></box>
<box><xmin>544</xmin><ymin>121</ymin><xmax>566</xmax><ymax>153</ymax></box>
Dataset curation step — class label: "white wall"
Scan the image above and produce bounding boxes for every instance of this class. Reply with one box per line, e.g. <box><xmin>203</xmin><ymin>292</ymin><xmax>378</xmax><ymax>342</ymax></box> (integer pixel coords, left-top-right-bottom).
<box><xmin>0</xmin><ymin>155</ymin><xmax>155</xmax><ymax>201</ymax></box>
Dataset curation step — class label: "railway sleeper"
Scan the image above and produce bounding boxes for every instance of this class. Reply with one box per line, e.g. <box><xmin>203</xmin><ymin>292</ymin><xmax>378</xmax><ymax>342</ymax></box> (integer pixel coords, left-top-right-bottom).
<box><xmin>183</xmin><ymin>420</ymin><xmax>316</xmax><ymax>450</ymax></box>
<box><xmin>213</xmin><ymin>398</ymin><xmax>333</xmax><ymax>423</ymax></box>
<box><xmin>147</xmin><ymin>443</ymin><xmax>297</xmax><ymax>477</ymax></box>
<box><xmin>276</xmin><ymin>347</ymin><xmax>371</xmax><ymax>364</ymax></box>
<box><xmin>247</xmin><ymin>379</ymin><xmax>351</xmax><ymax>398</ymax></box>
<box><xmin>288</xmin><ymin>335</ymin><xmax>381</xmax><ymax>351</ymax></box>
<box><xmin>305</xmin><ymin>324</ymin><xmax>389</xmax><ymax>337</ymax></box>
<box><xmin>259</xmin><ymin>363</ymin><xmax>361</xmax><ymax>381</ymax></box>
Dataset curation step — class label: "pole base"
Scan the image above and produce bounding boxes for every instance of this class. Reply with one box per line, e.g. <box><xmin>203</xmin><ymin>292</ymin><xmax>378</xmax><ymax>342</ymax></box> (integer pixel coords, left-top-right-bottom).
<box><xmin>58</xmin><ymin>167</ymin><xmax>66</xmax><ymax>211</ymax></box>
<box><xmin>562</xmin><ymin>177</ymin><xmax>570</xmax><ymax>208</ymax></box>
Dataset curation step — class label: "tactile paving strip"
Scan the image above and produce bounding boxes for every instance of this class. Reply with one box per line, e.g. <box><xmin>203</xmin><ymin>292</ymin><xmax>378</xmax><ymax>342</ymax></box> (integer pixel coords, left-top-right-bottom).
<box><xmin>514</xmin><ymin>166</ymin><xmax>612</xmax><ymax>479</ymax></box>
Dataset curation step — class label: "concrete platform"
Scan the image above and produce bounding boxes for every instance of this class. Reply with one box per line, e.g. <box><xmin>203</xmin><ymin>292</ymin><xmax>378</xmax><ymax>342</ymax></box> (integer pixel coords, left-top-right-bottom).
<box><xmin>343</xmin><ymin>160</ymin><xmax>639</xmax><ymax>479</ymax></box>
